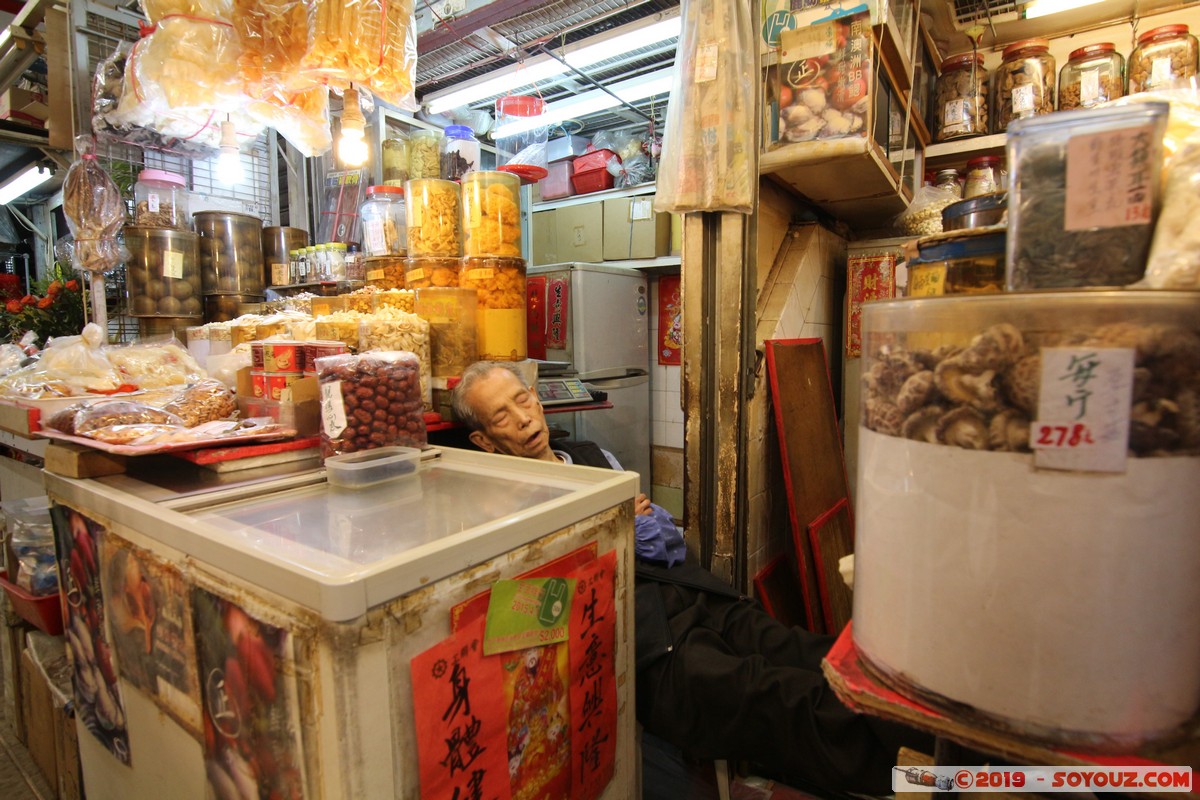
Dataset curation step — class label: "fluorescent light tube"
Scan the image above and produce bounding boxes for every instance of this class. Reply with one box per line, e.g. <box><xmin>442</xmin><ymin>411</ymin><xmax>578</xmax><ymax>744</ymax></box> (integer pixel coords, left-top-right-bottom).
<box><xmin>1024</xmin><ymin>0</ymin><xmax>1106</xmax><ymax>19</ymax></box>
<box><xmin>424</xmin><ymin>12</ymin><xmax>680</xmax><ymax>115</ymax></box>
<box><xmin>492</xmin><ymin>68</ymin><xmax>675</xmax><ymax>138</ymax></box>
<box><xmin>0</xmin><ymin>165</ymin><xmax>51</xmax><ymax>205</ymax></box>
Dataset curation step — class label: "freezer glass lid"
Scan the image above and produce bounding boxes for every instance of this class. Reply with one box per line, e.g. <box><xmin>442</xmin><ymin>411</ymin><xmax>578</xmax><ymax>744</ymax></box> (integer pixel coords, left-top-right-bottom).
<box><xmin>188</xmin><ymin>461</ymin><xmax>575</xmax><ymax>572</ymax></box>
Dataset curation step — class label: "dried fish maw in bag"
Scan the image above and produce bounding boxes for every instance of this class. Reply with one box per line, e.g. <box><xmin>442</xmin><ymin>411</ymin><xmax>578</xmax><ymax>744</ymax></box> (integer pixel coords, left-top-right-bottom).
<box><xmin>140</xmin><ymin>0</ymin><xmax>234</xmax><ymax>23</ymax></box>
<box><xmin>134</xmin><ymin>16</ymin><xmax>244</xmax><ymax>112</ymax></box>
<box><xmin>302</xmin><ymin>0</ymin><xmax>417</xmax><ymax>110</ymax></box>
<box><xmin>246</xmin><ymin>87</ymin><xmax>332</xmax><ymax>157</ymax></box>
<box><xmin>232</xmin><ymin>0</ymin><xmax>312</xmax><ymax>98</ymax></box>
<box><xmin>63</xmin><ymin>137</ymin><xmax>127</xmax><ymax>275</ymax></box>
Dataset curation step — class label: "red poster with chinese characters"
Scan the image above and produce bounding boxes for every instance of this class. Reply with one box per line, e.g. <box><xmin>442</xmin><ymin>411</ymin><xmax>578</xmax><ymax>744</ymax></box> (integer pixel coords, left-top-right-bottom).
<box><xmin>568</xmin><ymin>550</ymin><xmax>617</xmax><ymax>800</ymax></box>
<box><xmin>527</xmin><ymin>276</ymin><xmax>547</xmax><ymax>361</ymax></box>
<box><xmin>845</xmin><ymin>254</ymin><xmax>896</xmax><ymax>357</ymax></box>
<box><xmin>657</xmin><ymin>274</ymin><xmax>682</xmax><ymax>366</ymax></box>
<box><xmin>546</xmin><ymin>276</ymin><xmax>570</xmax><ymax>350</ymax></box>
<box><xmin>412</xmin><ymin>616</ymin><xmax>511</xmax><ymax>800</ymax></box>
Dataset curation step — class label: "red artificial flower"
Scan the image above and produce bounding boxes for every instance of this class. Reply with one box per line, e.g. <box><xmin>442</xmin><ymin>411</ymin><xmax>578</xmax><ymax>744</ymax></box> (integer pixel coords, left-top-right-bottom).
<box><xmin>47</xmin><ymin>281</ymin><xmax>62</xmax><ymax>296</ymax></box>
<box><xmin>19</xmin><ymin>295</ymin><xmax>34</xmax><ymax>306</ymax></box>
<box><xmin>65</xmin><ymin>280</ymin><xmax>79</xmax><ymax>291</ymax></box>
<box><xmin>5</xmin><ymin>300</ymin><xmax>21</xmax><ymax>314</ymax></box>
<box><xmin>36</xmin><ymin>297</ymin><xmax>53</xmax><ymax>309</ymax></box>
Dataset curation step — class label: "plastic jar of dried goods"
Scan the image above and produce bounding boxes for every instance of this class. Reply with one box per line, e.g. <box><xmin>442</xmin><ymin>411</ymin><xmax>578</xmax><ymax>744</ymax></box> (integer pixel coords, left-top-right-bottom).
<box><xmin>406</xmin><ymin>178</ymin><xmax>462</xmax><ymax>257</ymax></box>
<box><xmin>994</xmin><ymin>38</ymin><xmax>1055</xmax><ymax>131</ymax></box>
<box><xmin>134</xmin><ymin>169</ymin><xmax>191</xmax><ymax>229</ymax></box>
<box><xmin>935</xmin><ymin>52</ymin><xmax>989</xmax><ymax>142</ymax></box>
<box><xmin>1129</xmin><ymin>25</ymin><xmax>1198</xmax><ymax>94</ymax></box>
<box><xmin>934</xmin><ymin>169</ymin><xmax>963</xmax><ymax>198</ymax></box>
<box><xmin>382</xmin><ymin>134</ymin><xmax>410</xmax><ymax>186</ymax></box>
<box><xmin>964</xmin><ymin>156</ymin><xmax>1004</xmax><ymax>199</ymax></box>
<box><xmin>1059</xmin><ymin>43</ymin><xmax>1124</xmax><ymax>110</ymax></box>
<box><xmin>440</xmin><ymin>125</ymin><xmax>481</xmax><ymax>181</ymax></box>
<box><xmin>461</xmin><ymin>171</ymin><xmax>522</xmax><ymax>258</ymax></box>
<box><xmin>360</xmin><ymin>185</ymin><xmax>407</xmax><ymax>257</ymax></box>
<box><xmin>408</xmin><ymin>129</ymin><xmax>442</xmax><ymax>179</ymax></box>
<box><xmin>459</xmin><ymin>256</ymin><xmax>527</xmax><ymax>361</ymax></box>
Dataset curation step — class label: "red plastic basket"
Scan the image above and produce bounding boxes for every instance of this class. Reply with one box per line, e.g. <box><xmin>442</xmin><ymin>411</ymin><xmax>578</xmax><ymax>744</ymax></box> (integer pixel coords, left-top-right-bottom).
<box><xmin>570</xmin><ymin>167</ymin><xmax>615</xmax><ymax>195</ymax></box>
<box><xmin>572</xmin><ymin>148</ymin><xmax>616</xmax><ymax>174</ymax></box>
<box><xmin>0</xmin><ymin>569</ymin><xmax>63</xmax><ymax>635</ymax></box>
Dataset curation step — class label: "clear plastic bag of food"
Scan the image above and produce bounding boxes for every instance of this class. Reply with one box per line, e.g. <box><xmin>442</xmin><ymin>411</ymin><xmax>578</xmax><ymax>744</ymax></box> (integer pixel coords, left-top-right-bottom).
<box><xmin>357</xmin><ymin>310</ymin><xmax>431</xmax><ymax>409</ymax></box>
<box><xmin>608</xmin><ymin>152</ymin><xmax>653</xmax><ymax>188</ymax></box>
<box><xmin>302</xmin><ymin>0</ymin><xmax>418</xmax><ymax>110</ymax></box>
<box><xmin>162</xmin><ymin>378</ymin><xmax>238</xmax><ymax>426</ymax></box>
<box><xmin>105</xmin><ymin>337</ymin><xmax>207</xmax><ymax>388</ymax></box>
<box><xmin>315</xmin><ymin>351</ymin><xmax>427</xmax><ymax>457</ymax></box>
<box><xmin>655</xmin><ymin>0</ymin><xmax>754</xmax><ymax>213</ymax></box>
<box><xmin>0</xmin><ymin>323</ymin><xmax>124</xmax><ymax>398</ymax></box>
<box><xmin>1143</xmin><ymin>139</ymin><xmax>1200</xmax><ymax>288</ymax></box>
<box><xmin>245</xmin><ymin>87</ymin><xmax>332</xmax><ymax>158</ymax></box>
<box><xmin>131</xmin><ymin>16</ymin><xmax>245</xmax><ymax>113</ymax></box>
<box><xmin>84</xmin><ymin>423</ymin><xmax>189</xmax><ymax>445</ymax></box>
<box><xmin>232</xmin><ymin>0</ymin><xmax>309</xmax><ymax>97</ymax></box>
<box><xmin>63</xmin><ymin>137</ymin><xmax>127</xmax><ymax>275</ymax></box>
<box><xmin>70</xmin><ymin>401</ymin><xmax>185</xmax><ymax>434</ymax></box>
<box><xmin>16</xmin><ymin>555</ymin><xmax>58</xmax><ymax>596</ymax></box>
<box><xmin>894</xmin><ymin>183</ymin><xmax>961</xmax><ymax>237</ymax></box>
<box><xmin>141</xmin><ymin>0</ymin><xmax>233</xmax><ymax>22</ymax></box>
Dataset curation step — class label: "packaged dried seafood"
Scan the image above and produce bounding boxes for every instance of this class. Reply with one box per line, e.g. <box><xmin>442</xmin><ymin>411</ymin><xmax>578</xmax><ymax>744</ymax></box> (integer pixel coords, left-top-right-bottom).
<box><xmin>302</xmin><ymin>0</ymin><xmax>418</xmax><ymax>110</ymax></box>
<box><xmin>105</xmin><ymin>339</ymin><xmax>207</xmax><ymax>388</ymax></box>
<box><xmin>63</xmin><ymin>137</ymin><xmax>127</xmax><ymax>275</ymax></box>
<box><xmin>162</xmin><ymin>379</ymin><xmax>238</xmax><ymax>426</ymax></box>
<box><xmin>128</xmin><ymin>15</ymin><xmax>245</xmax><ymax>114</ymax></box>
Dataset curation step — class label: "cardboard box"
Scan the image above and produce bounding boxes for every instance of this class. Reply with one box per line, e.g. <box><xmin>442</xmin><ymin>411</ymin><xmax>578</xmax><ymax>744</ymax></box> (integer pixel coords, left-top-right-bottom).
<box><xmin>554</xmin><ymin>202</ymin><xmax>604</xmax><ymax>263</ymax></box>
<box><xmin>237</xmin><ymin>368</ymin><xmax>321</xmax><ymax>436</ymax></box>
<box><xmin>602</xmin><ymin>197</ymin><xmax>671</xmax><ymax>261</ymax></box>
<box><xmin>44</xmin><ymin>442</ymin><xmax>127</xmax><ymax>479</ymax></box>
<box><xmin>21</xmin><ymin>646</ymin><xmax>56</xmax><ymax>786</ymax></box>
<box><xmin>532</xmin><ymin>210</ymin><xmax>559</xmax><ymax>265</ymax></box>
<box><xmin>1</xmin><ymin>614</ymin><xmax>29</xmax><ymax>742</ymax></box>
<box><xmin>22</xmin><ymin>631</ymin><xmax>74</xmax><ymax>797</ymax></box>
<box><xmin>0</xmin><ymin>88</ymin><xmax>49</xmax><ymax>126</ymax></box>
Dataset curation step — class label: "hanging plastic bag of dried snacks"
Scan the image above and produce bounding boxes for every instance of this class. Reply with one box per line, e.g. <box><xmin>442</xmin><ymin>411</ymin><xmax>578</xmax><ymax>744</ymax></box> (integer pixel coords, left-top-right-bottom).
<box><xmin>655</xmin><ymin>0</ymin><xmax>755</xmax><ymax>214</ymax></box>
<box><xmin>63</xmin><ymin>136</ymin><xmax>126</xmax><ymax>276</ymax></box>
<box><xmin>132</xmin><ymin>15</ymin><xmax>246</xmax><ymax>113</ymax></box>
<box><xmin>302</xmin><ymin>0</ymin><xmax>418</xmax><ymax>110</ymax></box>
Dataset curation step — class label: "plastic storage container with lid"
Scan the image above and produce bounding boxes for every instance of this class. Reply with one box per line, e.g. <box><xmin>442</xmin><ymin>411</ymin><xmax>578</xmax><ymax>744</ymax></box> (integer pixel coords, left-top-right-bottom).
<box><xmin>1059</xmin><ymin>43</ymin><xmax>1124</xmax><ymax>110</ymax></box>
<box><xmin>415</xmin><ymin>287</ymin><xmax>478</xmax><ymax>377</ymax></box>
<box><xmin>993</xmin><ymin>38</ymin><xmax>1056</xmax><ymax>131</ymax></box>
<box><xmin>854</xmin><ymin>290</ymin><xmax>1200</xmax><ymax>750</ymax></box>
<box><xmin>1006</xmin><ymin>102</ymin><xmax>1169</xmax><ymax>289</ymax></box>
<box><xmin>405</xmin><ymin>178</ymin><xmax>461</xmax><ymax>257</ymax></box>
<box><xmin>963</xmin><ymin>155</ymin><xmax>1005</xmax><ymax>198</ymax></box>
<box><xmin>539</xmin><ymin>160</ymin><xmax>576</xmax><ymax>200</ymax></box>
<box><xmin>360</xmin><ymin>185</ymin><xmax>407</xmax><ymax>257</ymax></box>
<box><xmin>382</xmin><ymin>134</ymin><xmax>410</xmax><ymax>186</ymax></box>
<box><xmin>408</xmin><ymin>129</ymin><xmax>442</xmax><ymax>179</ymax></box>
<box><xmin>935</xmin><ymin>52</ymin><xmax>989</xmax><ymax>142</ymax></box>
<box><xmin>906</xmin><ymin>228</ymin><xmax>1005</xmax><ymax>296</ymax></box>
<box><xmin>134</xmin><ymin>169</ymin><xmax>191</xmax><ymax>229</ymax></box>
<box><xmin>194</xmin><ymin>211</ymin><xmax>265</xmax><ymax>295</ymax></box>
<box><xmin>363</xmin><ymin>255</ymin><xmax>406</xmax><ymax>290</ymax></box>
<box><xmin>325</xmin><ymin>446</ymin><xmax>421</xmax><ymax>489</ymax></box>
<box><xmin>461</xmin><ymin>171</ymin><xmax>521</xmax><ymax>258</ymax></box>
<box><xmin>124</xmin><ymin>226</ymin><xmax>202</xmax><ymax>317</ymax></box>
<box><xmin>403</xmin><ymin>256</ymin><xmax>460</xmax><ymax>289</ymax></box>
<box><xmin>495</xmin><ymin>95</ymin><xmax>549</xmax><ymax>182</ymax></box>
<box><xmin>440</xmin><ymin>125</ymin><xmax>481</xmax><ymax>181</ymax></box>
<box><xmin>458</xmin><ymin>256</ymin><xmax>527</xmax><ymax>361</ymax></box>
<box><xmin>1129</xmin><ymin>24</ymin><xmax>1199</xmax><ymax>93</ymax></box>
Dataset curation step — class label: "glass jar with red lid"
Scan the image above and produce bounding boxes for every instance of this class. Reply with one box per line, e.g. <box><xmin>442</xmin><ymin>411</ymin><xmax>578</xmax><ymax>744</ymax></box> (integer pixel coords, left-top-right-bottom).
<box><xmin>993</xmin><ymin>38</ymin><xmax>1055</xmax><ymax>131</ymax></box>
<box><xmin>1129</xmin><ymin>24</ymin><xmax>1198</xmax><ymax>93</ymax></box>
<box><xmin>935</xmin><ymin>52</ymin><xmax>989</xmax><ymax>142</ymax></box>
<box><xmin>1059</xmin><ymin>43</ymin><xmax>1124</xmax><ymax>110</ymax></box>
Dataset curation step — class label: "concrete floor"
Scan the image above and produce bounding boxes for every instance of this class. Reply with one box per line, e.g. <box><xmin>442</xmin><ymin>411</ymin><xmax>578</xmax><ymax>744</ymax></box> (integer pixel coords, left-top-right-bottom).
<box><xmin>0</xmin><ymin>651</ymin><xmax>54</xmax><ymax>800</ymax></box>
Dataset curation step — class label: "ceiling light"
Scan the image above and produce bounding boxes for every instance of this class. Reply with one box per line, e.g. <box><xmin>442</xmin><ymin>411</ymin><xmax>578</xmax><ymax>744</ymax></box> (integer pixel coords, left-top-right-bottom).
<box><xmin>216</xmin><ymin>118</ymin><xmax>243</xmax><ymax>185</ymax></box>
<box><xmin>424</xmin><ymin>10</ymin><xmax>681</xmax><ymax>115</ymax></box>
<box><xmin>0</xmin><ymin>165</ymin><xmax>52</xmax><ymax>205</ymax></box>
<box><xmin>339</xmin><ymin>86</ymin><xmax>369</xmax><ymax>167</ymax></box>
<box><xmin>1024</xmin><ymin>0</ymin><xmax>1106</xmax><ymax>19</ymax></box>
<box><xmin>492</xmin><ymin>68</ymin><xmax>675</xmax><ymax>139</ymax></box>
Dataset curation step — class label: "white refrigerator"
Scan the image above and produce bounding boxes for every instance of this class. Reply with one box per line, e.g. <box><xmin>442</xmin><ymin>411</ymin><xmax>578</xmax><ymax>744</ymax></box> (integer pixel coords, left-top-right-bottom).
<box><xmin>528</xmin><ymin>263</ymin><xmax>651</xmax><ymax>492</ymax></box>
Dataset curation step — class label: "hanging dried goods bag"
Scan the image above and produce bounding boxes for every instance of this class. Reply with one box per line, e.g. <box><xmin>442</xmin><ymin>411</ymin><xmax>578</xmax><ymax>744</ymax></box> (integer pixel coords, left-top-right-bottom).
<box><xmin>63</xmin><ymin>136</ymin><xmax>127</xmax><ymax>276</ymax></box>
<box><xmin>302</xmin><ymin>0</ymin><xmax>418</xmax><ymax>110</ymax></box>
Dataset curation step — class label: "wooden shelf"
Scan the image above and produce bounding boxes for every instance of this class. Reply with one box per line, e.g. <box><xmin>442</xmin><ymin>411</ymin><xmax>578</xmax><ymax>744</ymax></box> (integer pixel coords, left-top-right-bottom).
<box><xmin>532</xmin><ymin>182</ymin><xmax>657</xmax><ymax>212</ymax></box>
<box><xmin>924</xmin><ymin>133</ymin><xmax>1007</xmax><ymax>170</ymax></box>
<box><xmin>761</xmin><ymin>136</ymin><xmax>911</xmax><ymax>229</ymax></box>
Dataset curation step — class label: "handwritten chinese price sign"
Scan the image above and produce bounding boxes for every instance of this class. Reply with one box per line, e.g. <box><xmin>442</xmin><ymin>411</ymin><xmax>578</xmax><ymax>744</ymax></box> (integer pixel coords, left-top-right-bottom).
<box><xmin>1065</xmin><ymin>125</ymin><xmax>1155</xmax><ymax>231</ymax></box>
<box><xmin>1031</xmin><ymin>347</ymin><xmax>1134</xmax><ymax>473</ymax></box>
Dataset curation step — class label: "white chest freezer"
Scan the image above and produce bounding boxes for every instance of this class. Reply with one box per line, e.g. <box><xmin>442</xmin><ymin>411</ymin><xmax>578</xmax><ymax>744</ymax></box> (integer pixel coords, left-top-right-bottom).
<box><xmin>44</xmin><ymin>448</ymin><xmax>638</xmax><ymax>800</ymax></box>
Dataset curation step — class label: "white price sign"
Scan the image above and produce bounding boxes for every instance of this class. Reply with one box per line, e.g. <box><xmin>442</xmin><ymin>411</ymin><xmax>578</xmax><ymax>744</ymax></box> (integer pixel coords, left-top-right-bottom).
<box><xmin>1031</xmin><ymin>347</ymin><xmax>1134</xmax><ymax>473</ymax></box>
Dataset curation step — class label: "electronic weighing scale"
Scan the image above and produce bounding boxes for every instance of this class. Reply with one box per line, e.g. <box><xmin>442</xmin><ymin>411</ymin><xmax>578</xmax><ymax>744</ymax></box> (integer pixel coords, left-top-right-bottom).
<box><xmin>536</xmin><ymin>377</ymin><xmax>594</xmax><ymax>406</ymax></box>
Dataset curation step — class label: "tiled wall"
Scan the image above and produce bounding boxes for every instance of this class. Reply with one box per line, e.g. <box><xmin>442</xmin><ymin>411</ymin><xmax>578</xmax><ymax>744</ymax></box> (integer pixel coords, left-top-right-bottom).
<box><xmin>745</xmin><ymin>224</ymin><xmax>846</xmax><ymax>585</ymax></box>
<box><xmin>648</xmin><ymin>277</ymin><xmax>684</xmax><ymax>519</ymax></box>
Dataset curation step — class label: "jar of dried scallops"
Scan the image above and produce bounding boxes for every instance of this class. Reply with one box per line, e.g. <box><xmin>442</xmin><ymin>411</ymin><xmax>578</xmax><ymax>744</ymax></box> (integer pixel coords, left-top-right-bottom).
<box><xmin>406</xmin><ymin>178</ymin><xmax>462</xmax><ymax>257</ymax></box>
<box><xmin>994</xmin><ymin>39</ymin><xmax>1055</xmax><ymax>131</ymax></box>
<box><xmin>1129</xmin><ymin>25</ymin><xmax>1198</xmax><ymax>94</ymax></box>
<box><xmin>364</xmin><ymin>255</ymin><xmax>406</xmax><ymax>290</ymax></box>
<box><xmin>459</xmin><ymin>256</ymin><xmax>527</xmax><ymax>361</ymax></box>
<box><xmin>403</xmin><ymin>256</ymin><xmax>461</xmax><ymax>289</ymax></box>
<box><xmin>935</xmin><ymin>52</ymin><xmax>988</xmax><ymax>142</ymax></box>
<box><xmin>409</xmin><ymin>130</ymin><xmax>442</xmax><ymax>179</ymax></box>
<box><xmin>1059</xmin><ymin>43</ymin><xmax>1124</xmax><ymax>110</ymax></box>
<box><xmin>461</xmin><ymin>171</ymin><xmax>522</xmax><ymax>258</ymax></box>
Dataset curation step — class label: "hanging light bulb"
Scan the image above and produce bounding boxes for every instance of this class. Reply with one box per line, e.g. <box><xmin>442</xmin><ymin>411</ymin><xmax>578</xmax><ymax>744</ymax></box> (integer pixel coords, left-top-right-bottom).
<box><xmin>339</xmin><ymin>85</ymin><xmax>369</xmax><ymax>167</ymax></box>
<box><xmin>217</xmin><ymin>117</ymin><xmax>243</xmax><ymax>185</ymax></box>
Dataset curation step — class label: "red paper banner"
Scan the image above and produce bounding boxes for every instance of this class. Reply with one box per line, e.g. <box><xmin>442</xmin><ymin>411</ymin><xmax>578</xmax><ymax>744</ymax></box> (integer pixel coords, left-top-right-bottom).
<box><xmin>846</xmin><ymin>254</ymin><xmax>896</xmax><ymax>358</ymax></box>
<box><xmin>546</xmin><ymin>276</ymin><xmax>570</xmax><ymax>350</ymax></box>
<box><xmin>657</xmin><ymin>274</ymin><xmax>682</xmax><ymax>366</ymax></box>
<box><xmin>568</xmin><ymin>550</ymin><xmax>617</xmax><ymax>800</ymax></box>
<box><xmin>527</xmin><ymin>276</ymin><xmax>547</xmax><ymax>361</ymax></box>
<box><xmin>412</xmin><ymin>616</ymin><xmax>512</xmax><ymax>800</ymax></box>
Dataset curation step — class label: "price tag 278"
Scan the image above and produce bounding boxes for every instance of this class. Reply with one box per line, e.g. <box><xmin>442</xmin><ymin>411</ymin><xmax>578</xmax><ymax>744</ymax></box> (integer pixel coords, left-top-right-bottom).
<box><xmin>1031</xmin><ymin>421</ymin><xmax>1096</xmax><ymax>449</ymax></box>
